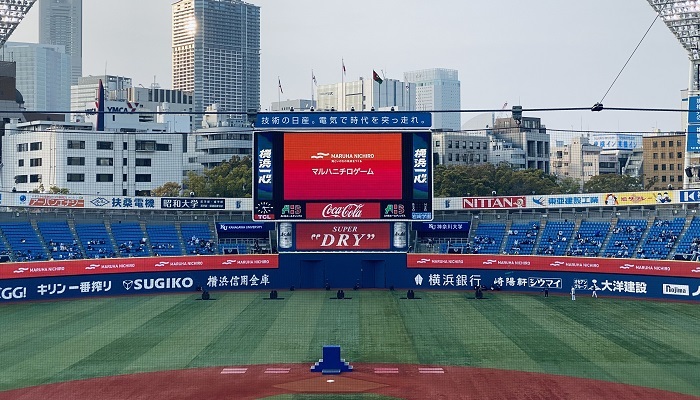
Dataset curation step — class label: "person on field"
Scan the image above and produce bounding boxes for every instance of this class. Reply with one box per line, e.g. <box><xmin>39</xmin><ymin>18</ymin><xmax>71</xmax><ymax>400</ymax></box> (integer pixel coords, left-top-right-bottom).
<box><xmin>570</xmin><ymin>286</ymin><xmax>576</xmax><ymax>301</ymax></box>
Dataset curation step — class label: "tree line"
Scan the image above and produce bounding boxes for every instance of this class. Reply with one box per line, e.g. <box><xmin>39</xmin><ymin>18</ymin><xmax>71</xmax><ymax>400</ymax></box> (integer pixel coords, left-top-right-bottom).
<box><xmin>151</xmin><ymin>158</ymin><xmax>644</xmax><ymax>198</ymax></box>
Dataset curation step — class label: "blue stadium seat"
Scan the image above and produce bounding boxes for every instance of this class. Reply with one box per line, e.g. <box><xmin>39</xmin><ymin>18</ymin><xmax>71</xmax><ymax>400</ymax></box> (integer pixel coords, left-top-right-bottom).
<box><xmin>111</xmin><ymin>222</ymin><xmax>148</xmax><ymax>257</ymax></box>
<box><xmin>567</xmin><ymin>221</ymin><xmax>609</xmax><ymax>257</ymax></box>
<box><xmin>0</xmin><ymin>222</ymin><xmax>48</xmax><ymax>262</ymax></box>
<box><xmin>181</xmin><ymin>223</ymin><xmax>216</xmax><ymax>255</ymax></box>
<box><xmin>38</xmin><ymin>221</ymin><xmax>82</xmax><ymax>260</ymax></box>
<box><xmin>603</xmin><ymin>219</ymin><xmax>648</xmax><ymax>258</ymax></box>
<box><xmin>470</xmin><ymin>222</ymin><xmax>506</xmax><ymax>254</ymax></box>
<box><xmin>75</xmin><ymin>223</ymin><xmax>115</xmax><ymax>259</ymax></box>
<box><xmin>536</xmin><ymin>220</ymin><xmax>574</xmax><ymax>256</ymax></box>
<box><xmin>504</xmin><ymin>222</ymin><xmax>539</xmax><ymax>255</ymax></box>
<box><xmin>146</xmin><ymin>224</ymin><xmax>183</xmax><ymax>256</ymax></box>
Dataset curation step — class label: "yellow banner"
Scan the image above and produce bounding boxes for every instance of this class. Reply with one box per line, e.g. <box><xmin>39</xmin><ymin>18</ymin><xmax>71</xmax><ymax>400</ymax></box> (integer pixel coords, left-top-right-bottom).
<box><xmin>604</xmin><ymin>191</ymin><xmax>673</xmax><ymax>206</ymax></box>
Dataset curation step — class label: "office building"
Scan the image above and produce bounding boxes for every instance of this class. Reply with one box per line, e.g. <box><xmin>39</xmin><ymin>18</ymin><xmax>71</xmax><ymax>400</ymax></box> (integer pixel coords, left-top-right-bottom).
<box><xmin>316</xmin><ymin>76</ymin><xmax>414</xmax><ymax>112</ymax></box>
<box><xmin>551</xmin><ymin>137</ymin><xmax>618</xmax><ymax>191</ymax></box>
<box><xmin>404</xmin><ymin>68</ymin><xmax>461</xmax><ymax>131</ymax></box>
<box><xmin>71</xmin><ymin>75</ymin><xmax>133</xmax><ymax>113</ymax></box>
<box><xmin>39</xmin><ymin>0</ymin><xmax>82</xmax><ymax>85</ymax></box>
<box><xmin>4</xmin><ymin>42</ymin><xmax>70</xmax><ymax>112</ymax></box>
<box><xmin>172</xmin><ymin>0</ymin><xmax>260</xmax><ymax>128</ymax></box>
<box><xmin>643</xmin><ymin>134</ymin><xmax>686</xmax><ymax>191</ymax></box>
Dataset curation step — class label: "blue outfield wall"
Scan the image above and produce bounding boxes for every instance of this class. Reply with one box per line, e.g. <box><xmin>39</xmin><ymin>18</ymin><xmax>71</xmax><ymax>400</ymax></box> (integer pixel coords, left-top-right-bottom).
<box><xmin>0</xmin><ymin>253</ymin><xmax>699</xmax><ymax>302</ymax></box>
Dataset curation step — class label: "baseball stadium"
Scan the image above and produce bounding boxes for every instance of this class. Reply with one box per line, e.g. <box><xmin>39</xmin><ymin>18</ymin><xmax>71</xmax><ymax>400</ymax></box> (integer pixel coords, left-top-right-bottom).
<box><xmin>0</xmin><ymin>111</ymin><xmax>699</xmax><ymax>400</ymax></box>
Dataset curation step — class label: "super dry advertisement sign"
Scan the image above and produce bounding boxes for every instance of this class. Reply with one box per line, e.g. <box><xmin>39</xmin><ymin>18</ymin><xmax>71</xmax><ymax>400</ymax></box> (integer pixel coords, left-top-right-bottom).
<box><xmin>278</xmin><ymin>222</ymin><xmax>408</xmax><ymax>252</ymax></box>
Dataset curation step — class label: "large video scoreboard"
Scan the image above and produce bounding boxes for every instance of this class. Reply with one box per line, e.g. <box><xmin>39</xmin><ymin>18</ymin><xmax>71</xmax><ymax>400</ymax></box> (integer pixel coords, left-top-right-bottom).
<box><xmin>253</xmin><ymin>130</ymin><xmax>432</xmax><ymax>221</ymax></box>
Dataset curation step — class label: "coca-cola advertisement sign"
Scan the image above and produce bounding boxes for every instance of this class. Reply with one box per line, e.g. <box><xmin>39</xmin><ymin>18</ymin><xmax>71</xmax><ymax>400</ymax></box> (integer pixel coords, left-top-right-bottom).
<box><xmin>306</xmin><ymin>202</ymin><xmax>381</xmax><ymax>220</ymax></box>
<box><xmin>295</xmin><ymin>223</ymin><xmax>390</xmax><ymax>251</ymax></box>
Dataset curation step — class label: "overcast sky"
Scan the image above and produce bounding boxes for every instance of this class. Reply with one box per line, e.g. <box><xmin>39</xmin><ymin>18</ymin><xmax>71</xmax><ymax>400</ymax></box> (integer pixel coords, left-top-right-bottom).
<box><xmin>10</xmin><ymin>0</ymin><xmax>691</xmax><ymax>133</ymax></box>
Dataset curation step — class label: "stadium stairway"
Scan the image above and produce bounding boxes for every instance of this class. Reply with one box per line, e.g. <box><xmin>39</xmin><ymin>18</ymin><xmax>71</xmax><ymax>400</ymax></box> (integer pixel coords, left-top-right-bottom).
<box><xmin>30</xmin><ymin>220</ymin><xmax>51</xmax><ymax>259</ymax></box>
<box><xmin>103</xmin><ymin>220</ymin><xmax>121</xmax><ymax>256</ymax></box>
<box><xmin>669</xmin><ymin>216</ymin><xmax>696</xmax><ymax>258</ymax></box>
<box><xmin>632</xmin><ymin>217</ymin><xmax>656</xmax><ymax>257</ymax></box>
<box><xmin>67</xmin><ymin>220</ymin><xmax>87</xmax><ymax>257</ymax></box>
<box><xmin>499</xmin><ymin>220</ymin><xmax>513</xmax><ymax>254</ymax></box>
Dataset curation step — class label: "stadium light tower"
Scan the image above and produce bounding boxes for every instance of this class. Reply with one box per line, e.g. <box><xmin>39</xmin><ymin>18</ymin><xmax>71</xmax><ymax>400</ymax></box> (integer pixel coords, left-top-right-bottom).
<box><xmin>647</xmin><ymin>0</ymin><xmax>700</xmax><ymax>188</ymax></box>
<box><xmin>0</xmin><ymin>0</ymin><xmax>36</xmax><ymax>47</ymax></box>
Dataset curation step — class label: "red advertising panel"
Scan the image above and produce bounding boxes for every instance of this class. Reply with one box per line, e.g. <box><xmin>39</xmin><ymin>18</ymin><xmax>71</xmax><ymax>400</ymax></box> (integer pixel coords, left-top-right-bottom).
<box><xmin>406</xmin><ymin>254</ymin><xmax>700</xmax><ymax>279</ymax></box>
<box><xmin>295</xmin><ymin>223</ymin><xmax>391</xmax><ymax>250</ymax></box>
<box><xmin>283</xmin><ymin>133</ymin><xmax>403</xmax><ymax>200</ymax></box>
<box><xmin>0</xmin><ymin>255</ymin><xmax>278</xmax><ymax>280</ymax></box>
<box><xmin>306</xmin><ymin>202</ymin><xmax>381</xmax><ymax>220</ymax></box>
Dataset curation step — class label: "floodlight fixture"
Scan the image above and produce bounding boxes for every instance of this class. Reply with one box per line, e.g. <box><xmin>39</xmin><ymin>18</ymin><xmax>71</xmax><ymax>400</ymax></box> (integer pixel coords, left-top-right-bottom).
<box><xmin>0</xmin><ymin>0</ymin><xmax>37</xmax><ymax>47</ymax></box>
<box><xmin>648</xmin><ymin>0</ymin><xmax>700</xmax><ymax>189</ymax></box>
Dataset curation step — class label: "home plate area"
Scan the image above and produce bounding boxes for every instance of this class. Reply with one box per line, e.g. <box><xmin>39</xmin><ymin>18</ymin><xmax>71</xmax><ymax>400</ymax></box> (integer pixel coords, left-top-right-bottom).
<box><xmin>1</xmin><ymin>363</ymin><xmax>698</xmax><ymax>400</ymax></box>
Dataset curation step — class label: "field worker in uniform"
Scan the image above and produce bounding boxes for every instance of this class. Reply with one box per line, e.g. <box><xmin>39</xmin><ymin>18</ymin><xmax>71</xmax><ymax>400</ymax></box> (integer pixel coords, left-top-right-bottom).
<box><xmin>571</xmin><ymin>286</ymin><xmax>576</xmax><ymax>301</ymax></box>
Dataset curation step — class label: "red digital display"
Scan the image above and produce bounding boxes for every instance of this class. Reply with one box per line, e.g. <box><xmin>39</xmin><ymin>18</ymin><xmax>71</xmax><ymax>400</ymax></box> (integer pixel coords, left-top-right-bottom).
<box><xmin>295</xmin><ymin>223</ymin><xmax>391</xmax><ymax>250</ymax></box>
<box><xmin>283</xmin><ymin>133</ymin><xmax>403</xmax><ymax>200</ymax></box>
<box><xmin>406</xmin><ymin>254</ymin><xmax>700</xmax><ymax>278</ymax></box>
<box><xmin>0</xmin><ymin>255</ymin><xmax>279</xmax><ymax>279</ymax></box>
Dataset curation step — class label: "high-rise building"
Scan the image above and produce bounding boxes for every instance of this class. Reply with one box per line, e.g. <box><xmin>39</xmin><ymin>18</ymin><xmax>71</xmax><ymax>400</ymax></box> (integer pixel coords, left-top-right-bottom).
<box><xmin>316</xmin><ymin>75</ymin><xmax>415</xmax><ymax>112</ymax></box>
<box><xmin>39</xmin><ymin>0</ymin><xmax>82</xmax><ymax>85</ymax></box>
<box><xmin>404</xmin><ymin>68</ymin><xmax>461</xmax><ymax>131</ymax></box>
<box><xmin>4</xmin><ymin>42</ymin><xmax>70</xmax><ymax>112</ymax></box>
<box><xmin>71</xmin><ymin>75</ymin><xmax>132</xmax><ymax>112</ymax></box>
<box><xmin>172</xmin><ymin>0</ymin><xmax>260</xmax><ymax>128</ymax></box>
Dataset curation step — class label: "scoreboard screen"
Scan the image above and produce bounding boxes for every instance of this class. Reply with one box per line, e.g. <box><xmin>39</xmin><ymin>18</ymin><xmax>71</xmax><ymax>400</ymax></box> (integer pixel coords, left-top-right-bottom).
<box><xmin>253</xmin><ymin>131</ymin><xmax>432</xmax><ymax>221</ymax></box>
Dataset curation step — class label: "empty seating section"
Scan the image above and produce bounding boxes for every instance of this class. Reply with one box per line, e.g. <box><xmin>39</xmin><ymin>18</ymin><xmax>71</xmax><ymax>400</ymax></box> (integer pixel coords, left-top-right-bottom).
<box><xmin>146</xmin><ymin>225</ymin><xmax>182</xmax><ymax>256</ymax></box>
<box><xmin>536</xmin><ymin>221</ymin><xmax>574</xmax><ymax>256</ymax></box>
<box><xmin>675</xmin><ymin>216</ymin><xmax>700</xmax><ymax>258</ymax></box>
<box><xmin>75</xmin><ymin>223</ymin><xmax>114</xmax><ymax>258</ymax></box>
<box><xmin>38</xmin><ymin>221</ymin><xmax>82</xmax><ymax>260</ymax></box>
<box><xmin>471</xmin><ymin>223</ymin><xmax>506</xmax><ymax>254</ymax></box>
<box><xmin>0</xmin><ymin>222</ymin><xmax>47</xmax><ymax>262</ymax></box>
<box><xmin>181</xmin><ymin>223</ymin><xmax>216</xmax><ymax>255</ymax></box>
<box><xmin>568</xmin><ymin>221</ymin><xmax>609</xmax><ymax>257</ymax></box>
<box><xmin>638</xmin><ymin>218</ymin><xmax>685</xmax><ymax>259</ymax></box>
<box><xmin>603</xmin><ymin>219</ymin><xmax>648</xmax><ymax>258</ymax></box>
<box><xmin>504</xmin><ymin>222</ymin><xmax>539</xmax><ymax>255</ymax></box>
<box><xmin>111</xmin><ymin>222</ymin><xmax>148</xmax><ymax>257</ymax></box>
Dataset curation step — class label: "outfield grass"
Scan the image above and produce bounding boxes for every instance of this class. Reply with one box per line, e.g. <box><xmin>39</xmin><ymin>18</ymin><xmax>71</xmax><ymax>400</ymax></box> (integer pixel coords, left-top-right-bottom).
<box><xmin>1</xmin><ymin>290</ymin><xmax>699</xmax><ymax>396</ymax></box>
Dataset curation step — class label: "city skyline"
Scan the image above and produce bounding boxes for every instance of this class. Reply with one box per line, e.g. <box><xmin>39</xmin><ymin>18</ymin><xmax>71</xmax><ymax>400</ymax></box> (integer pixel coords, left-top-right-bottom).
<box><xmin>9</xmin><ymin>0</ymin><xmax>691</xmax><ymax>133</ymax></box>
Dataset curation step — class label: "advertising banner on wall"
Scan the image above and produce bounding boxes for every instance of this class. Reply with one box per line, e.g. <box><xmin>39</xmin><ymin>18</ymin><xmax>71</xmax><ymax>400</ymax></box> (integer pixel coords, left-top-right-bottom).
<box><xmin>406</xmin><ymin>254</ymin><xmax>700</xmax><ymax>279</ymax></box>
<box><xmin>395</xmin><ymin>268</ymin><xmax>700</xmax><ymax>301</ymax></box>
<box><xmin>278</xmin><ymin>222</ymin><xmax>408</xmax><ymax>252</ymax></box>
<box><xmin>4</xmin><ymin>193</ymin><xmax>252</xmax><ymax>211</ymax></box>
<box><xmin>0</xmin><ymin>255</ymin><xmax>278</xmax><ymax>280</ymax></box>
<box><xmin>0</xmin><ymin>269</ymin><xmax>279</xmax><ymax>303</ymax></box>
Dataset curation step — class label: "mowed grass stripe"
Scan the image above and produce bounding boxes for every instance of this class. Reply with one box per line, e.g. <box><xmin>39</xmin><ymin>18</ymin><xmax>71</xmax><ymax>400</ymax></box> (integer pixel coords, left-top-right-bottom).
<box><xmin>358</xmin><ymin>291</ymin><xmax>419</xmax><ymax>364</ymax></box>
<box><xmin>188</xmin><ymin>292</ymin><xmax>287</xmax><ymax>366</ymax></box>
<box><xmin>534</xmin><ymin>296</ymin><xmax>700</xmax><ymax>395</ymax></box>
<box><xmin>473</xmin><ymin>294</ymin><xmax>620</xmax><ymax>382</ymax></box>
<box><xmin>250</xmin><ymin>291</ymin><xmax>325</xmax><ymax>363</ymax></box>
<box><xmin>0</xmin><ymin>295</ymin><xmax>186</xmax><ymax>389</ymax></box>
<box><xmin>122</xmin><ymin>293</ymin><xmax>259</xmax><ymax>372</ymax></box>
<box><xmin>430</xmin><ymin>292</ymin><xmax>542</xmax><ymax>372</ymax></box>
<box><xmin>395</xmin><ymin>291</ymin><xmax>479</xmax><ymax>365</ymax></box>
<box><xmin>510</xmin><ymin>295</ymin><xmax>675</xmax><ymax>385</ymax></box>
<box><xmin>310</xmin><ymin>291</ymin><xmax>361</xmax><ymax>362</ymax></box>
<box><xmin>0</xmin><ymin>298</ymin><xmax>116</xmax><ymax>348</ymax></box>
<box><xmin>50</xmin><ymin>295</ymin><xmax>204</xmax><ymax>382</ymax></box>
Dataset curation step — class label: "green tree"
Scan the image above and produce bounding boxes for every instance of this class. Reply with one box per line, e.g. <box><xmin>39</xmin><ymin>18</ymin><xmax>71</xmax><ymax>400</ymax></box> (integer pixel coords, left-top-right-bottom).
<box><xmin>183</xmin><ymin>156</ymin><xmax>252</xmax><ymax>197</ymax></box>
<box><xmin>583</xmin><ymin>174</ymin><xmax>642</xmax><ymax>193</ymax></box>
<box><xmin>151</xmin><ymin>182</ymin><xmax>182</xmax><ymax>197</ymax></box>
<box><xmin>555</xmin><ymin>177</ymin><xmax>582</xmax><ymax>194</ymax></box>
